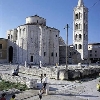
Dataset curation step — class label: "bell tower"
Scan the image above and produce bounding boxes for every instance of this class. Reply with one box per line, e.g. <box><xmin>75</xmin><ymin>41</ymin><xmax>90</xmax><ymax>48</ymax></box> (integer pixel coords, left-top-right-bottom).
<box><xmin>73</xmin><ymin>0</ymin><xmax>88</xmax><ymax>61</ymax></box>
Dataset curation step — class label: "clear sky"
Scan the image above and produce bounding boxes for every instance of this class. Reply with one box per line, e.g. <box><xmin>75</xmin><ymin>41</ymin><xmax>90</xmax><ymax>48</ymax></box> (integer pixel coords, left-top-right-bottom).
<box><xmin>0</xmin><ymin>0</ymin><xmax>100</xmax><ymax>44</ymax></box>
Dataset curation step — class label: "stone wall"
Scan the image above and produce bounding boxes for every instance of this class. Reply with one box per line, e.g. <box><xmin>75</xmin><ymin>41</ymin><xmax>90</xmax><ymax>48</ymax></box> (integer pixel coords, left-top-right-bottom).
<box><xmin>7</xmin><ymin>15</ymin><xmax>59</xmax><ymax>65</ymax></box>
<box><xmin>68</xmin><ymin>66</ymin><xmax>100</xmax><ymax>79</ymax></box>
<box><xmin>19</xmin><ymin>66</ymin><xmax>59</xmax><ymax>79</ymax></box>
<box><xmin>19</xmin><ymin>66</ymin><xmax>100</xmax><ymax>80</ymax></box>
<box><xmin>0</xmin><ymin>73</ymin><xmax>37</xmax><ymax>88</ymax></box>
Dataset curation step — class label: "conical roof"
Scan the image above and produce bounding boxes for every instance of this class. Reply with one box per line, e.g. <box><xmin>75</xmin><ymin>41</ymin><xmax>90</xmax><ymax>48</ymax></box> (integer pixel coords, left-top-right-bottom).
<box><xmin>77</xmin><ymin>0</ymin><xmax>84</xmax><ymax>6</ymax></box>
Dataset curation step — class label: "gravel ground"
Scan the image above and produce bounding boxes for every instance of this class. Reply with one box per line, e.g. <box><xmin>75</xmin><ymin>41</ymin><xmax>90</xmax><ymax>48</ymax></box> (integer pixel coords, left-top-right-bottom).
<box><xmin>0</xmin><ymin>64</ymin><xmax>100</xmax><ymax>100</ymax></box>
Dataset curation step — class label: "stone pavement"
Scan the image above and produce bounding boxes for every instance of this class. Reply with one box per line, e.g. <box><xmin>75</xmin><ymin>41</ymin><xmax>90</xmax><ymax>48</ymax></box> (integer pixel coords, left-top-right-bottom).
<box><xmin>0</xmin><ymin>64</ymin><xmax>100</xmax><ymax>100</ymax></box>
<box><xmin>5</xmin><ymin>90</ymin><xmax>86</xmax><ymax>100</ymax></box>
<box><xmin>13</xmin><ymin>90</ymin><xmax>86</xmax><ymax>100</ymax></box>
<box><xmin>5</xmin><ymin>89</ymin><xmax>38</xmax><ymax>100</ymax></box>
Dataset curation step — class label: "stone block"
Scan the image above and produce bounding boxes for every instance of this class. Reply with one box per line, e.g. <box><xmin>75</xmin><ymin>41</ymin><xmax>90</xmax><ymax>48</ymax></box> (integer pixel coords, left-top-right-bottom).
<box><xmin>58</xmin><ymin>69</ymin><xmax>68</xmax><ymax>80</ymax></box>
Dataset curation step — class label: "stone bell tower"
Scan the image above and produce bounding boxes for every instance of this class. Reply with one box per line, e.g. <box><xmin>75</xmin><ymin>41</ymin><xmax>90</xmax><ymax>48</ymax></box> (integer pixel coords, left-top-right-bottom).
<box><xmin>73</xmin><ymin>0</ymin><xmax>88</xmax><ymax>62</ymax></box>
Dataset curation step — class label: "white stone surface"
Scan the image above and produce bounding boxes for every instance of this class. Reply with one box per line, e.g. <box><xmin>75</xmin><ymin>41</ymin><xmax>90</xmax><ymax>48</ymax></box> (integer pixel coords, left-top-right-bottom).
<box><xmin>73</xmin><ymin>0</ymin><xmax>88</xmax><ymax>60</ymax></box>
<box><xmin>7</xmin><ymin>15</ymin><xmax>59</xmax><ymax>65</ymax></box>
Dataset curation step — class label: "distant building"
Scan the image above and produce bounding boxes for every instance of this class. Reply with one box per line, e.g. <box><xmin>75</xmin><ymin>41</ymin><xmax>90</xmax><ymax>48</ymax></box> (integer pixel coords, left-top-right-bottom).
<box><xmin>7</xmin><ymin>15</ymin><xmax>60</xmax><ymax>65</ymax></box>
<box><xmin>0</xmin><ymin>38</ymin><xmax>8</xmax><ymax>63</ymax></box>
<box><xmin>59</xmin><ymin>45</ymin><xmax>81</xmax><ymax>64</ymax></box>
<box><xmin>88</xmin><ymin>43</ymin><xmax>100</xmax><ymax>63</ymax></box>
<box><xmin>59</xmin><ymin>42</ymin><xmax>100</xmax><ymax>64</ymax></box>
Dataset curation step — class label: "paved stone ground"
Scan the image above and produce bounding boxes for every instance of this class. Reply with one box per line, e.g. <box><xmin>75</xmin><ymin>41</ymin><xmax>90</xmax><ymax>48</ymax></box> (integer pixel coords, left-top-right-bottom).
<box><xmin>5</xmin><ymin>89</ymin><xmax>86</xmax><ymax>100</ymax></box>
<box><xmin>0</xmin><ymin>64</ymin><xmax>100</xmax><ymax>100</ymax></box>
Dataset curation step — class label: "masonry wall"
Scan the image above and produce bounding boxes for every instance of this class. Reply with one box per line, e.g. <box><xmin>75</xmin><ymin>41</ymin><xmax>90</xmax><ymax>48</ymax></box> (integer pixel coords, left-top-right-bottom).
<box><xmin>0</xmin><ymin>39</ymin><xmax>8</xmax><ymax>63</ymax></box>
<box><xmin>7</xmin><ymin>16</ymin><xmax>59</xmax><ymax>65</ymax></box>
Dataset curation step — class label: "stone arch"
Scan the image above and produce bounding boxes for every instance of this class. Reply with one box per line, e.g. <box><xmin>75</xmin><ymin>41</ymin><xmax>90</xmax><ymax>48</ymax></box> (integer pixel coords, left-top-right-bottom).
<box><xmin>75</xmin><ymin>13</ymin><xmax>78</xmax><ymax>19</ymax></box>
<box><xmin>79</xmin><ymin>34</ymin><xmax>82</xmax><ymax>39</ymax></box>
<box><xmin>75</xmin><ymin>34</ymin><xmax>77</xmax><ymax>40</ymax></box>
<box><xmin>78</xmin><ymin>44</ymin><xmax>82</xmax><ymax>49</ymax></box>
<box><xmin>75</xmin><ymin>23</ymin><xmax>78</xmax><ymax>30</ymax></box>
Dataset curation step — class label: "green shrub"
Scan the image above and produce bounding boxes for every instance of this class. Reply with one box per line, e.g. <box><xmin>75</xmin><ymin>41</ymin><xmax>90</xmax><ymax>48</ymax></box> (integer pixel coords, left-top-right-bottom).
<box><xmin>0</xmin><ymin>80</ymin><xmax>28</xmax><ymax>91</ymax></box>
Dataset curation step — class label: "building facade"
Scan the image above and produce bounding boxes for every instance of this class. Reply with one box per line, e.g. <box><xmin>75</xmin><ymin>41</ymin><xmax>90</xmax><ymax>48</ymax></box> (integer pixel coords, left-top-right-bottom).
<box><xmin>7</xmin><ymin>15</ymin><xmax>59</xmax><ymax>65</ymax></box>
<box><xmin>88</xmin><ymin>43</ymin><xmax>100</xmax><ymax>63</ymax></box>
<box><xmin>0</xmin><ymin>38</ymin><xmax>8</xmax><ymax>63</ymax></box>
<box><xmin>59</xmin><ymin>45</ymin><xmax>82</xmax><ymax>64</ymax></box>
<box><xmin>73</xmin><ymin>0</ymin><xmax>88</xmax><ymax>62</ymax></box>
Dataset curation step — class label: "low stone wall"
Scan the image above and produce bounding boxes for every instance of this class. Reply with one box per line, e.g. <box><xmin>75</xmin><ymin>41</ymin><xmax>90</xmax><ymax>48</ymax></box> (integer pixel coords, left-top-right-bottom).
<box><xmin>68</xmin><ymin>66</ymin><xmax>100</xmax><ymax>79</ymax></box>
<box><xmin>19</xmin><ymin>67</ymin><xmax>58</xmax><ymax>79</ymax></box>
<box><xmin>0</xmin><ymin>73</ymin><xmax>37</xmax><ymax>88</ymax></box>
<box><xmin>19</xmin><ymin>66</ymin><xmax>100</xmax><ymax>80</ymax></box>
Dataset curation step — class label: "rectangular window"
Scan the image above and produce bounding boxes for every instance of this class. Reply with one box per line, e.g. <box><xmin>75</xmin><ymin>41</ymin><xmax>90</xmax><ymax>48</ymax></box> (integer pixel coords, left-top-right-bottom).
<box><xmin>44</xmin><ymin>52</ymin><xmax>46</xmax><ymax>56</ymax></box>
<box><xmin>56</xmin><ymin>53</ymin><xmax>57</xmax><ymax>57</ymax></box>
<box><xmin>69</xmin><ymin>52</ymin><xmax>71</xmax><ymax>56</ymax></box>
<box><xmin>90</xmin><ymin>50</ymin><xmax>92</xmax><ymax>53</ymax></box>
<box><xmin>90</xmin><ymin>54</ymin><xmax>92</xmax><ymax>57</ymax></box>
<box><xmin>30</xmin><ymin>56</ymin><xmax>33</xmax><ymax>62</ymax></box>
<box><xmin>75</xmin><ymin>44</ymin><xmax>77</xmax><ymax>49</ymax></box>
<box><xmin>95</xmin><ymin>54</ymin><xmax>97</xmax><ymax>57</ymax></box>
<box><xmin>0</xmin><ymin>52</ymin><xmax>2</xmax><ymax>57</ymax></box>
<box><xmin>51</xmin><ymin>52</ymin><xmax>53</xmax><ymax>56</ymax></box>
<box><xmin>0</xmin><ymin>44</ymin><xmax>2</xmax><ymax>49</ymax></box>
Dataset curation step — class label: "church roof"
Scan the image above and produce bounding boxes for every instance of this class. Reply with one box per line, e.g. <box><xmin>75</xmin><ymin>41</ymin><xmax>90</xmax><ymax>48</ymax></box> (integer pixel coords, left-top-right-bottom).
<box><xmin>88</xmin><ymin>43</ymin><xmax>100</xmax><ymax>45</ymax></box>
<box><xmin>77</xmin><ymin>0</ymin><xmax>84</xmax><ymax>6</ymax></box>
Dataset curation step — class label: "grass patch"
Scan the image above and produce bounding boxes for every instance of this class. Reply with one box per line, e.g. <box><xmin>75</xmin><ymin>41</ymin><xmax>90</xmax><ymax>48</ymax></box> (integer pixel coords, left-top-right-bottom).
<box><xmin>0</xmin><ymin>80</ymin><xmax>28</xmax><ymax>91</ymax></box>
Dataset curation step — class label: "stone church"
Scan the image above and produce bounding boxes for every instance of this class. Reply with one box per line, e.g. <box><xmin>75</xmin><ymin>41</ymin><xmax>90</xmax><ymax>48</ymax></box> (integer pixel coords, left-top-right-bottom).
<box><xmin>7</xmin><ymin>15</ymin><xmax>60</xmax><ymax>65</ymax></box>
<box><xmin>1</xmin><ymin>0</ymin><xmax>95</xmax><ymax>65</ymax></box>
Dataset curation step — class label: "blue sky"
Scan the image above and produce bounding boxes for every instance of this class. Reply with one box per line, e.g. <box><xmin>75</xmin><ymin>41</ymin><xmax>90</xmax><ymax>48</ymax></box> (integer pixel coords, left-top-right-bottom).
<box><xmin>0</xmin><ymin>0</ymin><xmax>100</xmax><ymax>44</ymax></box>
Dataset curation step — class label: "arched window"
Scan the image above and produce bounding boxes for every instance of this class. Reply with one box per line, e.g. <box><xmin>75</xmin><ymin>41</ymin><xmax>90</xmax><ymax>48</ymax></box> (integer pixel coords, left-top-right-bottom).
<box><xmin>8</xmin><ymin>34</ymin><xmax>10</xmax><ymax>39</ymax></box>
<box><xmin>79</xmin><ymin>34</ymin><xmax>82</xmax><ymax>39</ymax></box>
<box><xmin>78</xmin><ymin>44</ymin><xmax>82</xmax><ymax>49</ymax></box>
<box><xmin>75</xmin><ymin>34</ymin><xmax>77</xmax><ymax>40</ymax></box>
<box><xmin>75</xmin><ymin>44</ymin><xmax>77</xmax><ymax>49</ymax></box>
<box><xmin>75</xmin><ymin>13</ymin><xmax>78</xmax><ymax>19</ymax></box>
<box><xmin>79</xmin><ymin>12</ymin><xmax>80</xmax><ymax>19</ymax></box>
<box><xmin>79</xmin><ymin>23</ymin><xmax>81</xmax><ymax>29</ymax></box>
<box><xmin>23</xmin><ymin>28</ymin><xmax>25</xmax><ymax>32</ymax></box>
<box><xmin>20</xmin><ymin>29</ymin><xmax>21</xmax><ymax>37</ymax></box>
<box><xmin>11</xmin><ymin>35</ymin><xmax>12</xmax><ymax>39</ymax></box>
<box><xmin>75</xmin><ymin>23</ymin><xmax>78</xmax><ymax>30</ymax></box>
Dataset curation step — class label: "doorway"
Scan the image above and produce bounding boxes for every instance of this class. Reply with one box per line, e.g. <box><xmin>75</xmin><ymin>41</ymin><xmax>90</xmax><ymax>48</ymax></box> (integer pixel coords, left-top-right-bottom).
<box><xmin>9</xmin><ymin>46</ymin><xmax>13</xmax><ymax>63</ymax></box>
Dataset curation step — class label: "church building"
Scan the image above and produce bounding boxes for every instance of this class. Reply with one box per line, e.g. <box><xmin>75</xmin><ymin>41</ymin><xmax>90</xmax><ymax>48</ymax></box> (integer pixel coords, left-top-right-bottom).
<box><xmin>7</xmin><ymin>15</ymin><xmax>60</xmax><ymax>65</ymax></box>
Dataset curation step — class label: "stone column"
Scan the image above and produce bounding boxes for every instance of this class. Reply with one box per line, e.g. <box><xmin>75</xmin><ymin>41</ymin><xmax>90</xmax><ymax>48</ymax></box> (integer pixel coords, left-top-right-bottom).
<box><xmin>45</xmin><ymin>83</ymin><xmax>49</xmax><ymax>95</ymax></box>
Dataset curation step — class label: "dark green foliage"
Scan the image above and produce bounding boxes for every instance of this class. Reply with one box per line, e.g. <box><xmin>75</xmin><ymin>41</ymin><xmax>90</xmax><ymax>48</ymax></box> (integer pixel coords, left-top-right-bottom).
<box><xmin>0</xmin><ymin>80</ymin><xmax>28</xmax><ymax>91</ymax></box>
